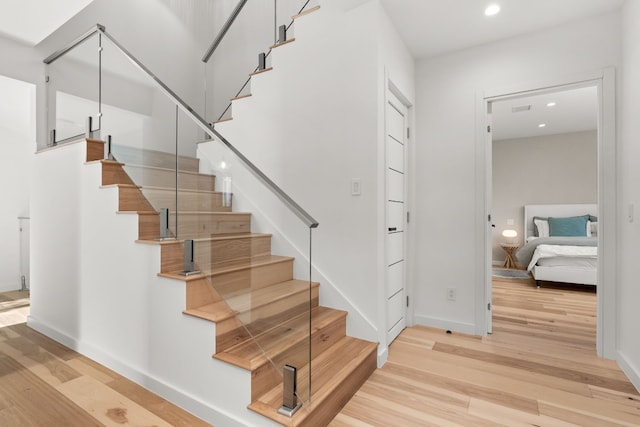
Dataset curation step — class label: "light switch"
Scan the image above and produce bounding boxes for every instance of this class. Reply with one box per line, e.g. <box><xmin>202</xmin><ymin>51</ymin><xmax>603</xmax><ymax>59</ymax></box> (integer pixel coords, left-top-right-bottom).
<box><xmin>351</xmin><ymin>178</ymin><xmax>361</xmax><ymax>196</ymax></box>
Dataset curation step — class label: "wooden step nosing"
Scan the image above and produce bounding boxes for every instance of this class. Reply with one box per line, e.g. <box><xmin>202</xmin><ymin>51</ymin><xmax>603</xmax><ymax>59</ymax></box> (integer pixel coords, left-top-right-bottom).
<box><xmin>158</xmin><ymin>256</ymin><xmax>294</xmax><ymax>281</ymax></box>
<box><xmin>269</xmin><ymin>38</ymin><xmax>295</xmax><ymax>49</ymax></box>
<box><xmin>122</xmin><ymin>163</ymin><xmax>216</xmax><ymax>178</ymax></box>
<box><xmin>139</xmin><ymin>233</ymin><xmax>270</xmax><ymax>246</ymax></box>
<box><xmin>231</xmin><ymin>94</ymin><xmax>252</xmax><ymax>102</ymax></box>
<box><xmin>140</xmin><ymin>186</ymin><xmax>226</xmax><ymax>196</ymax></box>
<box><xmin>250</xmin><ymin>67</ymin><xmax>273</xmax><ymax>77</ymax></box>
<box><xmin>293</xmin><ymin>5</ymin><xmax>320</xmax><ymax>20</ymax></box>
<box><xmin>220</xmin><ymin>307</ymin><xmax>347</xmax><ymax>371</ymax></box>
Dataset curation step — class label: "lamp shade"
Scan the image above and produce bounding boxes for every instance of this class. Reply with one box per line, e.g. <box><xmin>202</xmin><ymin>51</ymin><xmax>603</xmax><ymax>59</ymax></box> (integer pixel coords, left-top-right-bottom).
<box><xmin>502</xmin><ymin>229</ymin><xmax>517</xmax><ymax>238</ymax></box>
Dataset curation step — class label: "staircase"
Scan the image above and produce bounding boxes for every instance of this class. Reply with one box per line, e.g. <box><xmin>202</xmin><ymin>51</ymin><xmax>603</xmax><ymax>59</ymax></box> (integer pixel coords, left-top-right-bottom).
<box><xmin>84</xmin><ymin>138</ymin><xmax>377</xmax><ymax>426</ymax></box>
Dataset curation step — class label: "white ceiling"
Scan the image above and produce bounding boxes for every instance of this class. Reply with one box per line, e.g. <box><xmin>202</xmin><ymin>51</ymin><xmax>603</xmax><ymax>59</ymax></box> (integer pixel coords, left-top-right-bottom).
<box><xmin>0</xmin><ymin>0</ymin><xmax>621</xmax><ymax>140</ymax></box>
<box><xmin>0</xmin><ymin>0</ymin><xmax>94</xmax><ymax>46</ymax></box>
<box><xmin>380</xmin><ymin>0</ymin><xmax>625</xmax><ymax>59</ymax></box>
<box><xmin>491</xmin><ymin>86</ymin><xmax>598</xmax><ymax>141</ymax></box>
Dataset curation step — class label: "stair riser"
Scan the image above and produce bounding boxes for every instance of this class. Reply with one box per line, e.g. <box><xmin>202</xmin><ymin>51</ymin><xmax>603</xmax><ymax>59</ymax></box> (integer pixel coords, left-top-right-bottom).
<box><xmin>298</xmin><ymin>346</ymin><xmax>377</xmax><ymax>427</ymax></box>
<box><xmin>111</xmin><ymin>145</ymin><xmax>200</xmax><ymax>172</ymax></box>
<box><xmin>169</xmin><ymin>213</ymin><xmax>251</xmax><ymax>238</ymax></box>
<box><xmin>161</xmin><ymin>236</ymin><xmax>272</xmax><ymax>273</ymax></box>
<box><xmin>124</xmin><ymin>165</ymin><xmax>215</xmax><ymax>191</ymax></box>
<box><xmin>102</xmin><ymin>162</ymin><xmax>136</xmax><ymax>186</ymax></box>
<box><xmin>185</xmin><ymin>278</ymin><xmax>223</xmax><ymax>310</ymax></box>
<box><xmin>212</xmin><ymin>260</ymin><xmax>294</xmax><ymax>297</ymax></box>
<box><xmin>86</xmin><ymin>139</ymin><xmax>104</xmax><ymax>162</ymax></box>
<box><xmin>142</xmin><ymin>188</ymin><xmax>232</xmax><ymax>213</ymax></box>
<box><xmin>138</xmin><ymin>213</ymin><xmax>160</xmax><ymax>240</ymax></box>
<box><xmin>118</xmin><ymin>186</ymin><xmax>155</xmax><ymax>212</ymax></box>
<box><xmin>251</xmin><ymin>314</ymin><xmax>347</xmax><ymax>401</ymax></box>
<box><xmin>216</xmin><ymin>288</ymin><xmax>319</xmax><ymax>353</ymax></box>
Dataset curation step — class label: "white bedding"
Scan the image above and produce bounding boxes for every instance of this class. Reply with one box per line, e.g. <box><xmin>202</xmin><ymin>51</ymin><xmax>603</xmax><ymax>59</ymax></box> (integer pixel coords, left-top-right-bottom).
<box><xmin>527</xmin><ymin>244</ymin><xmax>598</xmax><ymax>272</ymax></box>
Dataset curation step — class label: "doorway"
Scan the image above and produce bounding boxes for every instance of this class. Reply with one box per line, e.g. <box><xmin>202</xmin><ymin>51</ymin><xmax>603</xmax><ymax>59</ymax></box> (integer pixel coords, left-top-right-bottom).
<box><xmin>385</xmin><ymin>88</ymin><xmax>409</xmax><ymax>345</ymax></box>
<box><xmin>477</xmin><ymin>69</ymin><xmax>617</xmax><ymax>358</ymax></box>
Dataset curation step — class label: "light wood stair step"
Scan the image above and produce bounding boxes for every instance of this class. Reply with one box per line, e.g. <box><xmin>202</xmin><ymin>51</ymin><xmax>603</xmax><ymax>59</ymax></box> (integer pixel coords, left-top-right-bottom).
<box><xmin>184</xmin><ymin>279</ymin><xmax>320</xmax><ymax>352</ymax></box>
<box><xmin>167</xmin><ymin>211</ymin><xmax>251</xmax><ymax>237</ymax></box>
<box><xmin>110</xmin><ymin>144</ymin><xmax>200</xmax><ymax>172</ymax></box>
<box><xmin>86</xmin><ymin>138</ymin><xmax>105</xmax><ymax>162</ymax></box>
<box><xmin>102</xmin><ymin>184</ymin><xmax>155</xmax><ymax>212</ymax></box>
<box><xmin>215</xmin><ymin>306</ymin><xmax>346</xmax><ymax>372</ymax></box>
<box><xmin>250</xmin><ymin>67</ymin><xmax>273</xmax><ymax>77</ymax></box>
<box><xmin>248</xmin><ymin>336</ymin><xmax>377</xmax><ymax>427</ymax></box>
<box><xmin>183</xmin><ymin>279</ymin><xmax>316</xmax><ymax>323</ymax></box>
<box><xmin>270</xmin><ymin>38</ymin><xmax>295</xmax><ymax>49</ymax></box>
<box><xmin>147</xmin><ymin>233</ymin><xmax>273</xmax><ymax>273</ymax></box>
<box><xmin>122</xmin><ymin>164</ymin><xmax>216</xmax><ymax>191</ymax></box>
<box><xmin>141</xmin><ymin>186</ymin><xmax>233</xmax><ymax>213</ymax></box>
<box><xmin>293</xmin><ymin>5</ymin><xmax>320</xmax><ymax>20</ymax></box>
<box><xmin>160</xmin><ymin>255</ymin><xmax>295</xmax><ymax>297</ymax></box>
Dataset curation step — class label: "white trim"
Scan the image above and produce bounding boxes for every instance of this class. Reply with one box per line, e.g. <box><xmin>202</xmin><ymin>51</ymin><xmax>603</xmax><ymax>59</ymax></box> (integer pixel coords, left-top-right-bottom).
<box><xmin>476</xmin><ymin>68</ymin><xmax>617</xmax><ymax>358</ymax></box>
<box><xmin>27</xmin><ymin>316</ymin><xmax>249</xmax><ymax>427</ymax></box>
<box><xmin>617</xmin><ymin>351</ymin><xmax>640</xmax><ymax>393</ymax></box>
<box><xmin>414</xmin><ymin>314</ymin><xmax>476</xmax><ymax>335</ymax></box>
<box><xmin>377</xmin><ymin>346</ymin><xmax>389</xmax><ymax>368</ymax></box>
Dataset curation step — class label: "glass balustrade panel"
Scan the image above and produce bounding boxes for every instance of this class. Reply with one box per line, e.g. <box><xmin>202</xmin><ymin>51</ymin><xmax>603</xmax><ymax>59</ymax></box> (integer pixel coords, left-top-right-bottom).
<box><xmin>45</xmin><ymin>32</ymin><xmax>100</xmax><ymax>148</ymax></box>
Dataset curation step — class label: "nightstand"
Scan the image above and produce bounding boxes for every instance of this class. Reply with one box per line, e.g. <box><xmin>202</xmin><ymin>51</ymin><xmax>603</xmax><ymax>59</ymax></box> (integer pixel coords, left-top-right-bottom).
<box><xmin>500</xmin><ymin>243</ymin><xmax>519</xmax><ymax>269</ymax></box>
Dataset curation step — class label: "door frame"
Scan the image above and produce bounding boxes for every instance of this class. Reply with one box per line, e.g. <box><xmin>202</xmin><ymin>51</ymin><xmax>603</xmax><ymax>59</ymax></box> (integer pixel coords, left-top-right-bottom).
<box><xmin>475</xmin><ymin>68</ymin><xmax>617</xmax><ymax>359</ymax></box>
<box><xmin>382</xmin><ymin>77</ymin><xmax>413</xmax><ymax>345</ymax></box>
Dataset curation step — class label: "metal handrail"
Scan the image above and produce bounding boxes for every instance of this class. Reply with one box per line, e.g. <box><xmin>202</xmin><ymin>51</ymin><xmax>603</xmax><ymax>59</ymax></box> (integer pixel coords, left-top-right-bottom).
<box><xmin>202</xmin><ymin>0</ymin><xmax>249</xmax><ymax>63</ymax></box>
<box><xmin>43</xmin><ymin>24</ymin><xmax>318</xmax><ymax>229</ymax></box>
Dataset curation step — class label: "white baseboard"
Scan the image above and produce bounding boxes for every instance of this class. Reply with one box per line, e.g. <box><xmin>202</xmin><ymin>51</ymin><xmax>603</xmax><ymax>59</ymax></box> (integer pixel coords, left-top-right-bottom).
<box><xmin>414</xmin><ymin>314</ymin><xmax>476</xmax><ymax>335</ymax></box>
<box><xmin>27</xmin><ymin>316</ymin><xmax>248</xmax><ymax>427</ymax></box>
<box><xmin>617</xmin><ymin>350</ymin><xmax>640</xmax><ymax>393</ymax></box>
<box><xmin>377</xmin><ymin>345</ymin><xmax>388</xmax><ymax>368</ymax></box>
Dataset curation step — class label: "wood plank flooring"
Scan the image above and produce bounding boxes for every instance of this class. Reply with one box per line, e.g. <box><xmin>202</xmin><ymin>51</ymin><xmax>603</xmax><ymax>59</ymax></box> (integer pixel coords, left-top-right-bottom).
<box><xmin>0</xmin><ymin>290</ymin><xmax>212</xmax><ymax>426</ymax></box>
<box><xmin>331</xmin><ymin>277</ymin><xmax>640</xmax><ymax>426</ymax></box>
<box><xmin>2</xmin><ymin>278</ymin><xmax>639</xmax><ymax>426</ymax></box>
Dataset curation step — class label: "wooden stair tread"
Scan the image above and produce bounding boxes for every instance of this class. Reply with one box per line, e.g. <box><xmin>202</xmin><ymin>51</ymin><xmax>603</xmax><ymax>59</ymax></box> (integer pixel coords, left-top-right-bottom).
<box><xmin>140</xmin><ymin>186</ymin><xmax>227</xmax><ymax>196</ymax></box>
<box><xmin>231</xmin><ymin>94</ymin><xmax>252</xmax><ymax>101</ymax></box>
<box><xmin>248</xmin><ymin>336</ymin><xmax>377</xmax><ymax>427</ymax></box>
<box><xmin>159</xmin><ymin>255</ymin><xmax>294</xmax><ymax>281</ymax></box>
<box><xmin>183</xmin><ymin>279</ymin><xmax>319</xmax><ymax>323</ymax></box>
<box><xmin>121</xmin><ymin>163</ymin><xmax>216</xmax><ymax>178</ymax></box>
<box><xmin>270</xmin><ymin>38</ymin><xmax>296</xmax><ymax>49</ymax></box>
<box><xmin>293</xmin><ymin>5</ymin><xmax>320</xmax><ymax>20</ymax></box>
<box><xmin>137</xmin><ymin>233</ymin><xmax>270</xmax><ymax>245</ymax></box>
<box><xmin>250</xmin><ymin>67</ymin><xmax>273</xmax><ymax>77</ymax></box>
<box><xmin>215</xmin><ymin>306</ymin><xmax>346</xmax><ymax>370</ymax></box>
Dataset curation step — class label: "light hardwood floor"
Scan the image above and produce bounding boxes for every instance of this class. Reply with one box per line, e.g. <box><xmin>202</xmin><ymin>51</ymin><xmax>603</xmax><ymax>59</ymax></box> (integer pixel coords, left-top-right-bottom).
<box><xmin>331</xmin><ymin>277</ymin><xmax>640</xmax><ymax>426</ymax></box>
<box><xmin>2</xmin><ymin>278</ymin><xmax>639</xmax><ymax>426</ymax></box>
<box><xmin>0</xmin><ymin>290</ymin><xmax>212</xmax><ymax>426</ymax></box>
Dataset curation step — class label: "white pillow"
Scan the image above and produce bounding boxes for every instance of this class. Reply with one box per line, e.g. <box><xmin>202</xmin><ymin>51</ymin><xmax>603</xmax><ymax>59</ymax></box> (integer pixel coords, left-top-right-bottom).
<box><xmin>535</xmin><ymin>219</ymin><xmax>549</xmax><ymax>238</ymax></box>
<box><xmin>586</xmin><ymin>220</ymin><xmax>592</xmax><ymax>237</ymax></box>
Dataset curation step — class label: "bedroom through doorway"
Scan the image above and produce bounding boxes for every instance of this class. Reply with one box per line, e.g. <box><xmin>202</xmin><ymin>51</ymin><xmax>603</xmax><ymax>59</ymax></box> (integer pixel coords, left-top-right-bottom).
<box><xmin>488</xmin><ymin>83</ymin><xmax>600</xmax><ymax>354</ymax></box>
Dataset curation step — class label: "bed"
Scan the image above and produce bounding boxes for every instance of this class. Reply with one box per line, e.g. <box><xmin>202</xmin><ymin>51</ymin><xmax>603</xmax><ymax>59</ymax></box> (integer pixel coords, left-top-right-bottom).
<box><xmin>516</xmin><ymin>204</ymin><xmax>598</xmax><ymax>287</ymax></box>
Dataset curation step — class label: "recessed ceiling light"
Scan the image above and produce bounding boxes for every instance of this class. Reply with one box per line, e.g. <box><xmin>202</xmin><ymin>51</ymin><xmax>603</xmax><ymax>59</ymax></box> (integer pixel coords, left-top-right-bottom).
<box><xmin>485</xmin><ymin>4</ymin><xmax>501</xmax><ymax>16</ymax></box>
<box><xmin>538</xmin><ymin>123</ymin><xmax>547</xmax><ymax>128</ymax></box>
<box><xmin>547</xmin><ymin>102</ymin><xmax>557</xmax><ymax>107</ymax></box>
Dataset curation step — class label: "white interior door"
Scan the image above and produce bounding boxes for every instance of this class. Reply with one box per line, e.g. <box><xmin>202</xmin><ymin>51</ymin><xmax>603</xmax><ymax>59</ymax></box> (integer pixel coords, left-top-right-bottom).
<box><xmin>385</xmin><ymin>93</ymin><xmax>407</xmax><ymax>344</ymax></box>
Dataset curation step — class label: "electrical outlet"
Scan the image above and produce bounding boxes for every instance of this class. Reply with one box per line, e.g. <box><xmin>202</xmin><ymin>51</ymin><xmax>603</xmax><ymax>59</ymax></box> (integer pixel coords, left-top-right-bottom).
<box><xmin>506</xmin><ymin>218</ymin><xmax>514</xmax><ymax>225</ymax></box>
<box><xmin>447</xmin><ymin>288</ymin><xmax>456</xmax><ymax>301</ymax></box>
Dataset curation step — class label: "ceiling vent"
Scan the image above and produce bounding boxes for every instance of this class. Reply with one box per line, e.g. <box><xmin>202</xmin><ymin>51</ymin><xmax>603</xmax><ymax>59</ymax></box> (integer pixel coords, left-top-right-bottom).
<box><xmin>512</xmin><ymin>105</ymin><xmax>531</xmax><ymax>113</ymax></box>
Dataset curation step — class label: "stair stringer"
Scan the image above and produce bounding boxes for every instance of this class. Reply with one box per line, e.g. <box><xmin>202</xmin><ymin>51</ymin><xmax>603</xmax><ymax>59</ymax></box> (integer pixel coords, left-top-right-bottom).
<box><xmin>198</xmin><ymin>141</ymin><xmax>379</xmax><ymax>346</ymax></box>
<box><xmin>28</xmin><ymin>139</ymin><xmax>283</xmax><ymax>427</ymax></box>
<box><xmin>202</xmin><ymin>1</ymin><xmax>383</xmax><ymax>354</ymax></box>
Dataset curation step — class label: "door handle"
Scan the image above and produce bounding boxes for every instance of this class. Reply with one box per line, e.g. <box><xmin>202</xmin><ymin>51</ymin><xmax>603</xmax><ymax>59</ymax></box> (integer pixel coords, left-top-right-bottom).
<box><xmin>388</xmin><ymin>227</ymin><xmax>397</xmax><ymax>232</ymax></box>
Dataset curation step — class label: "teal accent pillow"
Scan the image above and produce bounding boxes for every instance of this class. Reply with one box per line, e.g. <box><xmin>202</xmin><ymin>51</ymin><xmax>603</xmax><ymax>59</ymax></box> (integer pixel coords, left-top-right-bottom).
<box><xmin>548</xmin><ymin>215</ymin><xmax>589</xmax><ymax>237</ymax></box>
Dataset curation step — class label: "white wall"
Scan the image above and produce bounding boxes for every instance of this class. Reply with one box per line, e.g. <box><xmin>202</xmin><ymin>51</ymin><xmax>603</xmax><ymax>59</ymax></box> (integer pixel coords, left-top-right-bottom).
<box><xmin>492</xmin><ymin>131</ymin><xmax>597</xmax><ymax>262</ymax></box>
<box><xmin>201</xmin><ymin>0</ymin><xmax>414</xmax><ymax>363</ymax></box>
<box><xmin>617</xmin><ymin>0</ymin><xmax>640</xmax><ymax>391</ymax></box>
<box><xmin>0</xmin><ymin>75</ymin><xmax>36</xmax><ymax>292</ymax></box>
<box><xmin>414</xmin><ymin>12</ymin><xmax>621</xmax><ymax>333</ymax></box>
